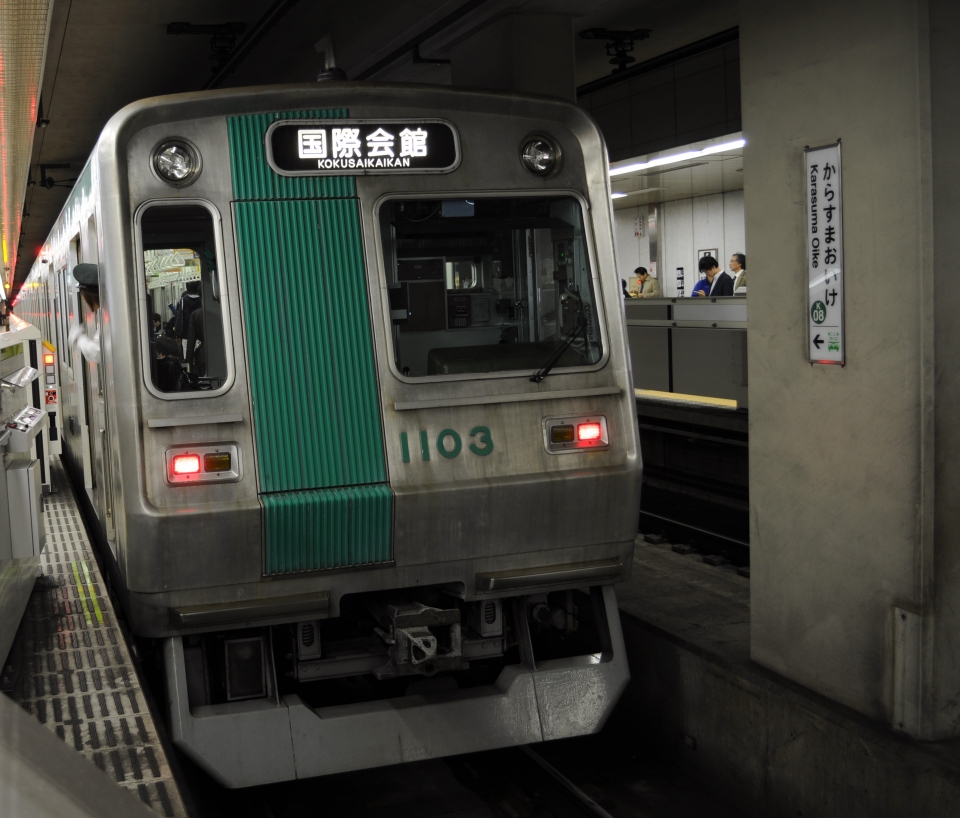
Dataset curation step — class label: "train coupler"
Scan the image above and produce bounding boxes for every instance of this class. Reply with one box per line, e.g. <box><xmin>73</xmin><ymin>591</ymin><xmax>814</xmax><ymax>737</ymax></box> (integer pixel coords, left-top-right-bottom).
<box><xmin>367</xmin><ymin>599</ymin><xmax>467</xmax><ymax>678</ymax></box>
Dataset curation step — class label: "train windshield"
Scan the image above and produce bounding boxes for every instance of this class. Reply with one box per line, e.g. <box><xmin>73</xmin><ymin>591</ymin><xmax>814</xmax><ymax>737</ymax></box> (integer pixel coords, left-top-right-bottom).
<box><xmin>140</xmin><ymin>205</ymin><xmax>227</xmax><ymax>393</ymax></box>
<box><xmin>379</xmin><ymin>195</ymin><xmax>603</xmax><ymax>378</ymax></box>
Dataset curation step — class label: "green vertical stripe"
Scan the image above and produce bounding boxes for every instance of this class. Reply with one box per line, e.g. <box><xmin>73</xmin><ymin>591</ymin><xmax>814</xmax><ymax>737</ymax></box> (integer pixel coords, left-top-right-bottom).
<box><xmin>227</xmin><ymin>108</ymin><xmax>356</xmax><ymax>200</ymax></box>
<box><xmin>235</xmin><ymin>199</ymin><xmax>386</xmax><ymax>492</ymax></box>
<box><xmin>230</xmin><ymin>111</ymin><xmax>393</xmax><ymax>573</ymax></box>
<box><xmin>262</xmin><ymin>485</ymin><xmax>392</xmax><ymax>574</ymax></box>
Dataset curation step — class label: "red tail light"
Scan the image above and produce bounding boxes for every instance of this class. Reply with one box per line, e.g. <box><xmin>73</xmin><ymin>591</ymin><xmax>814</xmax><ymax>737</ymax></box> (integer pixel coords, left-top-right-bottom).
<box><xmin>577</xmin><ymin>422</ymin><xmax>602</xmax><ymax>442</ymax></box>
<box><xmin>172</xmin><ymin>454</ymin><xmax>201</xmax><ymax>475</ymax></box>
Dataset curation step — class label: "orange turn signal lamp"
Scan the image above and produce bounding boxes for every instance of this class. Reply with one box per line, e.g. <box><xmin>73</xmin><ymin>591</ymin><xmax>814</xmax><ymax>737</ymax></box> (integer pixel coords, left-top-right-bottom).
<box><xmin>43</xmin><ymin>353</ymin><xmax>54</xmax><ymax>366</ymax></box>
<box><xmin>203</xmin><ymin>452</ymin><xmax>232</xmax><ymax>472</ymax></box>
<box><xmin>550</xmin><ymin>425</ymin><xmax>575</xmax><ymax>444</ymax></box>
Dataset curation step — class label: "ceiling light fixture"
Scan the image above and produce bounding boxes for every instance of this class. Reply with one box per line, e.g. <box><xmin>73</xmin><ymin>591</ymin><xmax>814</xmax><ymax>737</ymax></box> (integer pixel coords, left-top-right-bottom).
<box><xmin>610</xmin><ymin>138</ymin><xmax>745</xmax><ymax>177</ymax></box>
<box><xmin>611</xmin><ymin>187</ymin><xmax>664</xmax><ymax>199</ymax></box>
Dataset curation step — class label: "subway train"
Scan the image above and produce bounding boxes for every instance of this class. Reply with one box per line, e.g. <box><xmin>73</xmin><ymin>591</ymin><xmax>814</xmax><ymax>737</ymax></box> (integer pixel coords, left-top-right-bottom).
<box><xmin>14</xmin><ymin>83</ymin><xmax>641</xmax><ymax>787</ymax></box>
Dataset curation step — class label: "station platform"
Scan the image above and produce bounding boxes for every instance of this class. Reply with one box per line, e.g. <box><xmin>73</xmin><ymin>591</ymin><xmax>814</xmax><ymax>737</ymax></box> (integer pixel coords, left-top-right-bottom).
<box><xmin>616</xmin><ymin>536</ymin><xmax>960</xmax><ymax>818</ymax></box>
<box><xmin>5</xmin><ymin>460</ymin><xmax>187</xmax><ymax>818</ymax></box>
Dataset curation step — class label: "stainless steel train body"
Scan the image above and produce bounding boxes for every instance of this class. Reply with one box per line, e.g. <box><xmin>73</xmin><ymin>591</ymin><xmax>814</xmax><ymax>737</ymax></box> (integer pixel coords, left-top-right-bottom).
<box><xmin>17</xmin><ymin>83</ymin><xmax>641</xmax><ymax>787</ymax></box>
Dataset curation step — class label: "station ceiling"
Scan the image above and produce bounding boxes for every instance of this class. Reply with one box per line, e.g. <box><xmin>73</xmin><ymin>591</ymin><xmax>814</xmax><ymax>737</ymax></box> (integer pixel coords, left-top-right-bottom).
<box><xmin>1</xmin><ymin>0</ymin><xmax>737</xmax><ymax>296</ymax></box>
<box><xmin>610</xmin><ymin>136</ymin><xmax>743</xmax><ymax>210</ymax></box>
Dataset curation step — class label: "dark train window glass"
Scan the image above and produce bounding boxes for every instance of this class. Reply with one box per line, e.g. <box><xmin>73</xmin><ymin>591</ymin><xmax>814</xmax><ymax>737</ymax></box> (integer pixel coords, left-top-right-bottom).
<box><xmin>379</xmin><ymin>196</ymin><xmax>603</xmax><ymax>377</ymax></box>
<box><xmin>140</xmin><ymin>205</ymin><xmax>227</xmax><ymax>394</ymax></box>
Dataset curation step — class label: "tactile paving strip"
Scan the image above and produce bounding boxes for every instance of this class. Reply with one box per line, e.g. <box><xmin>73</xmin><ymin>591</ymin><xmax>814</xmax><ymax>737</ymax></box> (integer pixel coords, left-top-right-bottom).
<box><xmin>10</xmin><ymin>460</ymin><xmax>187</xmax><ymax>818</ymax></box>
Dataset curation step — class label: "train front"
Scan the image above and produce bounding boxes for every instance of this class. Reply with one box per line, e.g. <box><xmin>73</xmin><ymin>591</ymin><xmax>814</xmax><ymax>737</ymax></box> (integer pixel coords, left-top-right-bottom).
<box><xmin>108</xmin><ymin>84</ymin><xmax>641</xmax><ymax>786</ymax></box>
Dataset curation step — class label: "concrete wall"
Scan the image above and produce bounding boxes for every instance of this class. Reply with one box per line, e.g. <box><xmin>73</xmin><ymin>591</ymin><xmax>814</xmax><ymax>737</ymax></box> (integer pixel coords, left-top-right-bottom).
<box><xmin>928</xmin><ymin>0</ymin><xmax>960</xmax><ymax>741</ymax></box>
<box><xmin>742</xmin><ymin>0</ymin><xmax>960</xmax><ymax>738</ymax></box>
<box><xmin>617</xmin><ymin>613</ymin><xmax>960</xmax><ymax>818</ymax></box>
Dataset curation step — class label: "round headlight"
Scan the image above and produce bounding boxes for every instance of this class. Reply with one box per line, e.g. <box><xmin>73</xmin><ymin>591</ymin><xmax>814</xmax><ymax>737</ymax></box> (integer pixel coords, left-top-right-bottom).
<box><xmin>153</xmin><ymin>140</ymin><xmax>201</xmax><ymax>186</ymax></box>
<box><xmin>520</xmin><ymin>136</ymin><xmax>560</xmax><ymax>176</ymax></box>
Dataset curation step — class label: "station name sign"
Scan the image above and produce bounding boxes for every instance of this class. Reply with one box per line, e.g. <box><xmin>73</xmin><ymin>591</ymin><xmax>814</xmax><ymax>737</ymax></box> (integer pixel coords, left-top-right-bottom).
<box><xmin>805</xmin><ymin>141</ymin><xmax>844</xmax><ymax>366</ymax></box>
<box><xmin>266</xmin><ymin>119</ymin><xmax>459</xmax><ymax>176</ymax></box>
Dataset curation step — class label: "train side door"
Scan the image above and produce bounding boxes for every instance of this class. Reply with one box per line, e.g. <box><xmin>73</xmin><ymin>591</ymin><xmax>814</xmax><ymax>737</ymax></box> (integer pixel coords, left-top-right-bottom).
<box><xmin>67</xmin><ymin>238</ymin><xmax>96</xmax><ymax>492</ymax></box>
<box><xmin>83</xmin><ymin>218</ymin><xmax>114</xmax><ymax>539</ymax></box>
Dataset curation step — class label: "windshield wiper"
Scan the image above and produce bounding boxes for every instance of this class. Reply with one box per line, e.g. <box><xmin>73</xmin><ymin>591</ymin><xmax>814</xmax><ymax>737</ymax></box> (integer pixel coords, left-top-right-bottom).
<box><xmin>530</xmin><ymin>314</ymin><xmax>586</xmax><ymax>383</ymax></box>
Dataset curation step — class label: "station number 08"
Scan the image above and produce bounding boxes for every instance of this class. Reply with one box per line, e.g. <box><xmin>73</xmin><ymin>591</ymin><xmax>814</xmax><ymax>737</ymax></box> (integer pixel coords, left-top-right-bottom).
<box><xmin>400</xmin><ymin>427</ymin><xmax>494</xmax><ymax>462</ymax></box>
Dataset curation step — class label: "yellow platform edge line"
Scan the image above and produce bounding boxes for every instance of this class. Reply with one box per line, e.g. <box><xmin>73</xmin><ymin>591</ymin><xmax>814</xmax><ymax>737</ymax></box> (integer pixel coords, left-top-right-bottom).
<box><xmin>70</xmin><ymin>562</ymin><xmax>94</xmax><ymax>627</ymax></box>
<box><xmin>635</xmin><ymin>388</ymin><xmax>738</xmax><ymax>409</ymax></box>
<box><xmin>80</xmin><ymin>560</ymin><xmax>104</xmax><ymax>625</ymax></box>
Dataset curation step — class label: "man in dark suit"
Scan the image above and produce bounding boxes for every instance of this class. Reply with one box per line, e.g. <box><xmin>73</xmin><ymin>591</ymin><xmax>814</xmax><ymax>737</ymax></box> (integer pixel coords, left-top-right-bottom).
<box><xmin>693</xmin><ymin>255</ymin><xmax>734</xmax><ymax>297</ymax></box>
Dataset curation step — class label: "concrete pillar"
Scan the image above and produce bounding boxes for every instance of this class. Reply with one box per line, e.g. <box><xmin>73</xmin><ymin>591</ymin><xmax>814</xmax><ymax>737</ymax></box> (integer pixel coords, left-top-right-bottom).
<box><xmin>450</xmin><ymin>14</ymin><xmax>575</xmax><ymax>101</ymax></box>
<box><xmin>742</xmin><ymin>0</ymin><xmax>960</xmax><ymax>739</ymax></box>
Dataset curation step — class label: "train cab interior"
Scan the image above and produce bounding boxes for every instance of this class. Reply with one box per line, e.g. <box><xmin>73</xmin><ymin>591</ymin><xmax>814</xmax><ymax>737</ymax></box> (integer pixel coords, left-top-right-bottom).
<box><xmin>379</xmin><ymin>195</ymin><xmax>603</xmax><ymax>377</ymax></box>
<box><xmin>139</xmin><ymin>204</ymin><xmax>228</xmax><ymax>393</ymax></box>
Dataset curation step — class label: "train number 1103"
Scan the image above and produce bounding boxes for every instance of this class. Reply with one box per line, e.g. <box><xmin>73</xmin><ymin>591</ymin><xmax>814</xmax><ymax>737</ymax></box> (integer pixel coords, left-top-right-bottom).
<box><xmin>400</xmin><ymin>427</ymin><xmax>494</xmax><ymax>462</ymax></box>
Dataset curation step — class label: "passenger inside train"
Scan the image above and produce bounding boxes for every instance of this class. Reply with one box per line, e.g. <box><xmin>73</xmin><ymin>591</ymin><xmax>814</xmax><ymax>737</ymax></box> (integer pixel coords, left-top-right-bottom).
<box><xmin>380</xmin><ymin>195</ymin><xmax>603</xmax><ymax>377</ymax></box>
<box><xmin>140</xmin><ymin>204</ymin><xmax>227</xmax><ymax>392</ymax></box>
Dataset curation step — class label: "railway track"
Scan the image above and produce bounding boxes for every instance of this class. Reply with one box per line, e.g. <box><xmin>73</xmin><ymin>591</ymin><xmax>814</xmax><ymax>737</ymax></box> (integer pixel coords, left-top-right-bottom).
<box><xmin>172</xmin><ymin>730</ymin><xmax>744</xmax><ymax>818</ymax></box>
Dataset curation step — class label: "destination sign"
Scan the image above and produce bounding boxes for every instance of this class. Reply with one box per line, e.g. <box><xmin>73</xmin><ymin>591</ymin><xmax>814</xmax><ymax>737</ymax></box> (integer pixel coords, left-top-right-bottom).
<box><xmin>266</xmin><ymin>119</ymin><xmax>459</xmax><ymax>176</ymax></box>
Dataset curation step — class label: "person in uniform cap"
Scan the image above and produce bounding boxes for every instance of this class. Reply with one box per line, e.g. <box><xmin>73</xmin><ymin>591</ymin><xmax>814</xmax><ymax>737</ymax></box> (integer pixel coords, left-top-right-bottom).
<box><xmin>68</xmin><ymin>263</ymin><xmax>101</xmax><ymax>364</ymax></box>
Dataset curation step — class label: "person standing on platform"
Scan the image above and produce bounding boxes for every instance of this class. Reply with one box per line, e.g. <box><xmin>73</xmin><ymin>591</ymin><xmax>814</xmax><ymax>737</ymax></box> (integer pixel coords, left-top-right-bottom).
<box><xmin>634</xmin><ymin>266</ymin><xmax>661</xmax><ymax>298</ymax></box>
<box><xmin>690</xmin><ymin>277</ymin><xmax>712</xmax><ymax>298</ymax></box>
<box><xmin>730</xmin><ymin>253</ymin><xmax>747</xmax><ymax>291</ymax></box>
<box><xmin>694</xmin><ymin>255</ymin><xmax>734</xmax><ymax>297</ymax></box>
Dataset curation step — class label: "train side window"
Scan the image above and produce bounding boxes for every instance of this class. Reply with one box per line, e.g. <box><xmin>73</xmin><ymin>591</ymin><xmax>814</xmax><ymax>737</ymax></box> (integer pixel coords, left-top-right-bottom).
<box><xmin>139</xmin><ymin>205</ymin><xmax>228</xmax><ymax>394</ymax></box>
<box><xmin>379</xmin><ymin>195</ymin><xmax>604</xmax><ymax>378</ymax></box>
<box><xmin>56</xmin><ymin>269</ymin><xmax>71</xmax><ymax>372</ymax></box>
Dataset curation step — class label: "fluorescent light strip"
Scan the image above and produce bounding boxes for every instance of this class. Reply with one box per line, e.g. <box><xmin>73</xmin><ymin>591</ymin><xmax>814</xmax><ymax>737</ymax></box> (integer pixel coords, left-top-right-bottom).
<box><xmin>611</xmin><ymin>187</ymin><xmax>663</xmax><ymax>200</ymax></box>
<box><xmin>610</xmin><ymin>139</ymin><xmax>745</xmax><ymax>177</ymax></box>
